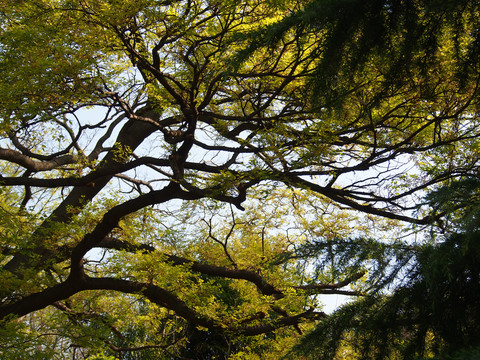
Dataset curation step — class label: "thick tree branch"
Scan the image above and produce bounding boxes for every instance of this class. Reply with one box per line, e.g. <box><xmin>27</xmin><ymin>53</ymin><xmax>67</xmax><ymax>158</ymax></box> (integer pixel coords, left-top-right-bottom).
<box><xmin>0</xmin><ymin>276</ymin><xmax>323</xmax><ymax>337</ymax></box>
<box><xmin>2</xmin><ymin>109</ymin><xmax>161</xmax><ymax>277</ymax></box>
<box><xmin>94</xmin><ymin>238</ymin><xmax>364</xmax><ymax>298</ymax></box>
<box><xmin>69</xmin><ymin>182</ymin><xmax>202</xmax><ymax>279</ymax></box>
<box><xmin>0</xmin><ymin>148</ymin><xmax>82</xmax><ymax>172</ymax></box>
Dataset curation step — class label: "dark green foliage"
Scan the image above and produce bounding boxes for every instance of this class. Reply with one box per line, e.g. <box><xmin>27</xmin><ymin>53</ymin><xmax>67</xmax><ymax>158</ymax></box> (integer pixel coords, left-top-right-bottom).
<box><xmin>291</xmin><ymin>178</ymin><xmax>480</xmax><ymax>359</ymax></box>
<box><xmin>239</xmin><ymin>0</ymin><xmax>480</xmax><ymax>108</ymax></box>
<box><xmin>179</xmin><ymin>326</ymin><xmax>233</xmax><ymax>360</ymax></box>
<box><xmin>292</xmin><ymin>233</ymin><xmax>480</xmax><ymax>359</ymax></box>
<box><xmin>427</xmin><ymin>346</ymin><xmax>480</xmax><ymax>360</ymax></box>
<box><xmin>297</xmin><ymin>236</ymin><xmax>418</xmax><ymax>291</ymax></box>
<box><xmin>420</xmin><ymin>233</ymin><xmax>480</xmax><ymax>352</ymax></box>
<box><xmin>426</xmin><ymin>178</ymin><xmax>480</xmax><ymax>233</ymax></box>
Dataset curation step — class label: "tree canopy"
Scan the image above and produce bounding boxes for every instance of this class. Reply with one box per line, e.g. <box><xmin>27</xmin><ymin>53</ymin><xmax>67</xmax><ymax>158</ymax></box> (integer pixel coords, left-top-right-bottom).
<box><xmin>1</xmin><ymin>0</ymin><xmax>480</xmax><ymax>358</ymax></box>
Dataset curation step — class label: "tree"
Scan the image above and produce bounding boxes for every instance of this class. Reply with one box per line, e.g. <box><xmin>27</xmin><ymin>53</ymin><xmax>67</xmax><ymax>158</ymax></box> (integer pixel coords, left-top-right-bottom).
<box><xmin>291</xmin><ymin>179</ymin><xmax>480</xmax><ymax>359</ymax></box>
<box><xmin>1</xmin><ymin>0</ymin><xmax>480</xmax><ymax>358</ymax></box>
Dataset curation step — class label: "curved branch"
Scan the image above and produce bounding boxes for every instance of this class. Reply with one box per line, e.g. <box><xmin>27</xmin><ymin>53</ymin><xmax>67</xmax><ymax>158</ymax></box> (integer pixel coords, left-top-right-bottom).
<box><xmin>0</xmin><ymin>276</ymin><xmax>323</xmax><ymax>337</ymax></box>
<box><xmin>69</xmin><ymin>183</ymin><xmax>201</xmax><ymax>279</ymax></box>
<box><xmin>295</xmin><ymin>271</ymin><xmax>366</xmax><ymax>291</ymax></box>
<box><xmin>96</xmin><ymin>237</ymin><xmax>283</xmax><ymax>298</ymax></box>
<box><xmin>0</xmin><ymin>147</ymin><xmax>83</xmax><ymax>172</ymax></box>
<box><xmin>0</xmin><ymin>156</ymin><xmax>237</xmax><ymax>188</ymax></box>
<box><xmin>285</xmin><ymin>174</ymin><xmax>433</xmax><ymax>225</ymax></box>
<box><xmin>236</xmin><ymin>308</ymin><xmax>326</xmax><ymax>336</ymax></box>
<box><xmin>2</xmin><ymin>109</ymin><xmax>162</xmax><ymax>276</ymax></box>
<box><xmin>95</xmin><ymin>238</ymin><xmax>364</xmax><ymax>298</ymax></box>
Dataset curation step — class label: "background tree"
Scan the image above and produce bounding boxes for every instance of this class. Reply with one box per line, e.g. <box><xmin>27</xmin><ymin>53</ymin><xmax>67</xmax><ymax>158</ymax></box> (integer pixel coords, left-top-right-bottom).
<box><xmin>1</xmin><ymin>0</ymin><xmax>480</xmax><ymax>358</ymax></box>
<box><xmin>291</xmin><ymin>179</ymin><xmax>480</xmax><ymax>359</ymax></box>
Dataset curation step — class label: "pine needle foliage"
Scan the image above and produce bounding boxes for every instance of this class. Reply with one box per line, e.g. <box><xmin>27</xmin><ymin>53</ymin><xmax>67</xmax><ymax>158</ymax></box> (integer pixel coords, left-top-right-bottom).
<box><xmin>238</xmin><ymin>0</ymin><xmax>480</xmax><ymax>109</ymax></box>
<box><xmin>290</xmin><ymin>178</ymin><xmax>480</xmax><ymax>359</ymax></box>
